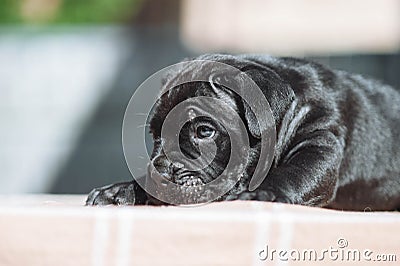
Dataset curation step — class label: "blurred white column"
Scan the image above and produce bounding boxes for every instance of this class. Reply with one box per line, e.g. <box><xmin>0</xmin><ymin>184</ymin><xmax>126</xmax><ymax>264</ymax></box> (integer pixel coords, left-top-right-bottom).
<box><xmin>181</xmin><ymin>0</ymin><xmax>400</xmax><ymax>55</ymax></box>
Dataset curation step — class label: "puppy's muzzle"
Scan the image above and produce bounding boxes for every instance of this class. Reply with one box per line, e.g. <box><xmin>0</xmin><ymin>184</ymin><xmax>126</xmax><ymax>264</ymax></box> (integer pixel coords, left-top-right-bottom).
<box><xmin>149</xmin><ymin>155</ymin><xmax>205</xmax><ymax>187</ymax></box>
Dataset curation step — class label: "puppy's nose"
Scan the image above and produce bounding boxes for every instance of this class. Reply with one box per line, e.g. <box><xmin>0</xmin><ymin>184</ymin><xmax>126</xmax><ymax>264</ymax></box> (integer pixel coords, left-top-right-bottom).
<box><xmin>152</xmin><ymin>155</ymin><xmax>171</xmax><ymax>174</ymax></box>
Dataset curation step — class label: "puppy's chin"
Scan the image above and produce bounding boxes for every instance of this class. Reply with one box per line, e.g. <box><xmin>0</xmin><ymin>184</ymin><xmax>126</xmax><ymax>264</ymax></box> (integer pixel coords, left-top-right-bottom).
<box><xmin>174</xmin><ymin>175</ymin><xmax>205</xmax><ymax>187</ymax></box>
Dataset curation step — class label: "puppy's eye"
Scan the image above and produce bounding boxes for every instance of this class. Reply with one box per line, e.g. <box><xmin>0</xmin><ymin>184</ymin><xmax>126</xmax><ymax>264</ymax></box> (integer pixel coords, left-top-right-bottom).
<box><xmin>195</xmin><ymin>125</ymin><xmax>215</xmax><ymax>139</ymax></box>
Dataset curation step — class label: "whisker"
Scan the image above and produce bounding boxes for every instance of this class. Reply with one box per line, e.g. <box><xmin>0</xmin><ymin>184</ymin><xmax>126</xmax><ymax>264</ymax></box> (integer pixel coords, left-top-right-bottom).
<box><xmin>137</xmin><ymin>123</ymin><xmax>150</xmax><ymax>128</ymax></box>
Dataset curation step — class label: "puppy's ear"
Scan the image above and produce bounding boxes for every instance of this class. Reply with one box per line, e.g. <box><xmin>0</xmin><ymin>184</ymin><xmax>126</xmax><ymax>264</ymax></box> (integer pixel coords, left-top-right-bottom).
<box><xmin>242</xmin><ymin>99</ymin><xmax>262</xmax><ymax>138</ymax></box>
<box><xmin>236</xmin><ymin>68</ymin><xmax>274</xmax><ymax>139</ymax></box>
<box><xmin>237</xmin><ymin>67</ymin><xmax>294</xmax><ymax>139</ymax></box>
<box><xmin>234</xmin><ymin>66</ymin><xmax>295</xmax><ymax>191</ymax></box>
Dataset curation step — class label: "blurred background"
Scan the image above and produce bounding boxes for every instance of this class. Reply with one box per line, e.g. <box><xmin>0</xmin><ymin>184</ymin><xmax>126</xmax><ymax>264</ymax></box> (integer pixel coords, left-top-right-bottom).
<box><xmin>0</xmin><ymin>0</ymin><xmax>399</xmax><ymax>194</ymax></box>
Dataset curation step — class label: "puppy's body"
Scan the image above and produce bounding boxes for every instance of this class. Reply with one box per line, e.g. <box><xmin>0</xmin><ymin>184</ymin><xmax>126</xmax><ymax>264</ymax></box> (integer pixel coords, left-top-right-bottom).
<box><xmin>86</xmin><ymin>54</ymin><xmax>400</xmax><ymax>211</ymax></box>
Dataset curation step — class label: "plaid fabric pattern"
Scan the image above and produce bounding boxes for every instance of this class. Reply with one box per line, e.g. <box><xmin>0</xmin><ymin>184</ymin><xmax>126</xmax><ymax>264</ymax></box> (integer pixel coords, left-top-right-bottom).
<box><xmin>0</xmin><ymin>195</ymin><xmax>399</xmax><ymax>266</ymax></box>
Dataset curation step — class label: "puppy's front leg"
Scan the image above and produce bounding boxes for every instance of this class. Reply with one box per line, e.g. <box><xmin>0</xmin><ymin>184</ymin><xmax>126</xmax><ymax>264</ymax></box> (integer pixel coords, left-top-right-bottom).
<box><xmin>239</xmin><ymin>130</ymin><xmax>343</xmax><ymax>207</ymax></box>
<box><xmin>86</xmin><ymin>177</ymin><xmax>149</xmax><ymax>206</ymax></box>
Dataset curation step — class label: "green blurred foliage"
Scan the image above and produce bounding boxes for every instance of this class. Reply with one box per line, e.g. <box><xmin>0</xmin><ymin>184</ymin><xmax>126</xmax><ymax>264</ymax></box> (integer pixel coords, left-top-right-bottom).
<box><xmin>0</xmin><ymin>0</ymin><xmax>21</xmax><ymax>23</ymax></box>
<box><xmin>0</xmin><ymin>0</ymin><xmax>143</xmax><ymax>24</ymax></box>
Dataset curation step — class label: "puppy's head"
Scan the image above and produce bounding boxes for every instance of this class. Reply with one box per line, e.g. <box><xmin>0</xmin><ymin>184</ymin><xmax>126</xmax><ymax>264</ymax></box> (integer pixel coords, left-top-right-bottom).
<box><xmin>148</xmin><ymin>82</ymin><xmax>242</xmax><ymax>192</ymax></box>
<box><xmin>145</xmin><ymin>56</ymin><xmax>283</xmax><ymax>204</ymax></box>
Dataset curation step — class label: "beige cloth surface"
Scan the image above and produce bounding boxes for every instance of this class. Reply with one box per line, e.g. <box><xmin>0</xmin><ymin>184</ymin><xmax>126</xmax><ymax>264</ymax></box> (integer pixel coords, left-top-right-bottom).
<box><xmin>0</xmin><ymin>195</ymin><xmax>399</xmax><ymax>266</ymax></box>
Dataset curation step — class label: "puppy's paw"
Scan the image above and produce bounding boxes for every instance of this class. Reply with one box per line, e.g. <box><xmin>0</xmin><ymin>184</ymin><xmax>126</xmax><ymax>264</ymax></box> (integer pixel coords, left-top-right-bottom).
<box><xmin>85</xmin><ymin>182</ymin><xmax>136</xmax><ymax>206</ymax></box>
<box><xmin>231</xmin><ymin>189</ymin><xmax>293</xmax><ymax>204</ymax></box>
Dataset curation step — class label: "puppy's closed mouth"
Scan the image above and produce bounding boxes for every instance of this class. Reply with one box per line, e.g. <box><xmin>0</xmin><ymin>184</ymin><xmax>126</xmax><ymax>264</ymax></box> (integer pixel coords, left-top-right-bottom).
<box><xmin>174</xmin><ymin>173</ymin><xmax>205</xmax><ymax>187</ymax></box>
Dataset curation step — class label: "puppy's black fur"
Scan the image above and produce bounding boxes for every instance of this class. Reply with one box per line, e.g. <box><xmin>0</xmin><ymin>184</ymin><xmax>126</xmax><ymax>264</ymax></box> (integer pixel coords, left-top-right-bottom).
<box><xmin>86</xmin><ymin>54</ymin><xmax>400</xmax><ymax>211</ymax></box>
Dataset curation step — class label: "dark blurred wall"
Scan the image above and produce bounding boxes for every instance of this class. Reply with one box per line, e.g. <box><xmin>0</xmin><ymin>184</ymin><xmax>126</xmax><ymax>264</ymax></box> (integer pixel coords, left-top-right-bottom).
<box><xmin>311</xmin><ymin>53</ymin><xmax>400</xmax><ymax>90</ymax></box>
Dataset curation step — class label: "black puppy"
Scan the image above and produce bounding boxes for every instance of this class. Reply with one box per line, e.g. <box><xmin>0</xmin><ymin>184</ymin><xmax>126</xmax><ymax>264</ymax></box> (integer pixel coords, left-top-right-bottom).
<box><xmin>86</xmin><ymin>54</ymin><xmax>400</xmax><ymax>211</ymax></box>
